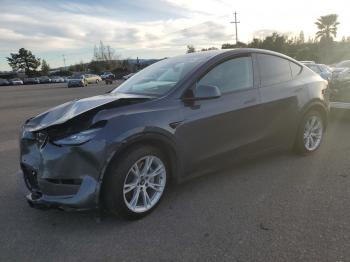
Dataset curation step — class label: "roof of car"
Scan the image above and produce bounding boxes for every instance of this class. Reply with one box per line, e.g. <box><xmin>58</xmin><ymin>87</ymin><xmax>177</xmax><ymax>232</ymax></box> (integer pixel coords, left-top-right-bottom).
<box><xmin>179</xmin><ymin>48</ymin><xmax>300</xmax><ymax>63</ymax></box>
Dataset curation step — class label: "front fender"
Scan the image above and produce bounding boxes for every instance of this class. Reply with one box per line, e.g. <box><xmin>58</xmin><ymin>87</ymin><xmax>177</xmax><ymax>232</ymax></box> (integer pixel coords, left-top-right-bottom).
<box><xmin>94</xmin><ymin>128</ymin><xmax>183</xmax><ymax>207</ymax></box>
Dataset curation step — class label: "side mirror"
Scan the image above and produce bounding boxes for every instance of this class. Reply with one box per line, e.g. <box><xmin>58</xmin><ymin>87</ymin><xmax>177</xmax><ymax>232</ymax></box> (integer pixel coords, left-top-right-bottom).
<box><xmin>184</xmin><ymin>85</ymin><xmax>221</xmax><ymax>101</ymax></box>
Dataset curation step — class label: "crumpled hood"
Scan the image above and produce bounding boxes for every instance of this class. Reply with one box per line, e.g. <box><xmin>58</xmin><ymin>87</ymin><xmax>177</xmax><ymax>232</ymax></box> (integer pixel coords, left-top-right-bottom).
<box><xmin>25</xmin><ymin>92</ymin><xmax>153</xmax><ymax>132</ymax></box>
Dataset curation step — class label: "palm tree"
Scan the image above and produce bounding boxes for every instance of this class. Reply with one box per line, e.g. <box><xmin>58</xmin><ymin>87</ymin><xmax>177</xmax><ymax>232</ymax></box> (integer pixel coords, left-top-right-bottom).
<box><xmin>315</xmin><ymin>14</ymin><xmax>340</xmax><ymax>41</ymax></box>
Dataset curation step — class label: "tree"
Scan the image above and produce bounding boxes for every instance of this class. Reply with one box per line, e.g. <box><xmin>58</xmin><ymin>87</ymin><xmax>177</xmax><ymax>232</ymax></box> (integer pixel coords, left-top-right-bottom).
<box><xmin>93</xmin><ymin>41</ymin><xmax>118</xmax><ymax>61</ymax></box>
<box><xmin>221</xmin><ymin>43</ymin><xmax>235</xmax><ymax>49</ymax></box>
<box><xmin>259</xmin><ymin>32</ymin><xmax>287</xmax><ymax>53</ymax></box>
<box><xmin>91</xmin><ymin>41</ymin><xmax>120</xmax><ymax>73</ymax></box>
<box><xmin>248</xmin><ymin>38</ymin><xmax>262</xmax><ymax>48</ymax></box>
<box><xmin>221</xmin><ymin>42</ymin><xmax>247</xmax><ymax>49</ymax></box>
<box><xmin>201</xmin><ymin>47</ymin><xmax>218</xmax><ymax>51</ymax></box>
<box><xmin>315</xmin><ymin>14</ymin><xmax>340</xmax><ymax>41</ymax></box>
<box><xmin>41</xmin><ymin>59</ymin><xmax>50</xmax><ymax>75</ymax></box>
<box><xmin>186</xmin><ymin>45</ymin><xmax>196</xmax><ymax>53</ymax></box>
<box><xmin>7</xmin><ymin>48</ymin><xmax>41</xmax><ymax>75</ymax></box>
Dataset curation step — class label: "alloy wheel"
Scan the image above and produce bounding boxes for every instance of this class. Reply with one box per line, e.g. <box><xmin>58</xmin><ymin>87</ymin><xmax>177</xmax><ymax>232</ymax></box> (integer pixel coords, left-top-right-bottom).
<box><xmin>303</xmin><ymin>115</ymin><xmax>323</xmax><ymax>151</ymax></box>
<box><xmin>123</xmin><ymin>155</ymin><xmax>166</xmax><ymax>213</ymax></box>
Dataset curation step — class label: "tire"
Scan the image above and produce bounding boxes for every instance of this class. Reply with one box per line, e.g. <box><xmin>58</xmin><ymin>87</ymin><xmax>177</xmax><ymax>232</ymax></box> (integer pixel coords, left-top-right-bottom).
<box><xmin>294</xmin><ymin>110</ymin><xmax>324</xmax><ymax>154</ymax></box>
<box><xmin>103</xmin><ymin>145</ymin><xmax>168</xmax><ymax>220</ymax></box>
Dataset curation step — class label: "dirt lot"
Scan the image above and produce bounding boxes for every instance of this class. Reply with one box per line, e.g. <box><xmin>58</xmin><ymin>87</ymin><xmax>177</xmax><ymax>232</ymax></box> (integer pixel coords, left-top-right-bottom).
<box><xmin>1</xmin><ymin>83</ymin><xmax>350</xmax><ymax>261</ymax></box>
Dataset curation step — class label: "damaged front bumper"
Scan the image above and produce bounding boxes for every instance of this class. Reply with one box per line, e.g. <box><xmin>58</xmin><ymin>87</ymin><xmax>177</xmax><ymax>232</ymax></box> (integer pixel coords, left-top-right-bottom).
<box><xmin>19</xmin><ymin>128</ymin><xmax>111</xmax><ymax>211</ymax></box>
<box><xmin>19</xmin><ymin>170</ymin><xmax>99</xmax><ymax>211</ymax></box>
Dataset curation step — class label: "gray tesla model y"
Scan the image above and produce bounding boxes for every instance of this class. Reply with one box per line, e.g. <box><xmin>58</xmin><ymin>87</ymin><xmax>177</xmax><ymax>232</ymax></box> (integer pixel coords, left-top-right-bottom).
<box><xmin>19</xmin><ymin>49</ymin><xmax>329</xmax><ymax>219</ymax></box>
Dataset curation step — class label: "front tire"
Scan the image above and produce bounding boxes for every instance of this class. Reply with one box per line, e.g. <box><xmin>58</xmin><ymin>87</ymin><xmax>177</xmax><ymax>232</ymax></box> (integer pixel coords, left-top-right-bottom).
<box><xmin>103</xmin><ymin>145</ymin><xmax>168</xmax><ymax>220</ymax></box>
<box><xmin>294</xmin><ymin>110</ymin><xmax>324</xmax><ymax>154</ymax></box>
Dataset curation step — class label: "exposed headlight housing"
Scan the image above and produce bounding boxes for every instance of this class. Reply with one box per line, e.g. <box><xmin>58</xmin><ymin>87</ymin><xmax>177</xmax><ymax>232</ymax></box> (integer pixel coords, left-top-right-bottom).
<box><xmin>53</xmin><ymin>127</ymin><xmax>102</xmax><ymax>146</ymax></box>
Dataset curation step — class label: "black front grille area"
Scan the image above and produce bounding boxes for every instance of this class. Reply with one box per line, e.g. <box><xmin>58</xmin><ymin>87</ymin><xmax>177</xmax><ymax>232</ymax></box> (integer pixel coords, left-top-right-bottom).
<box><xmin>35</xmin><ymin>132</ymin><xmax>48</xmax><ymax>148</ymax></box>
<box><xmin>21</xmin><ymin>163</ymin><xmax>40</xmax><ymax>192</ymax></box>
<box><xmin>45</xmin><ymin>178</ymin><xmax>82</xmax><ymax>185</ymax></box>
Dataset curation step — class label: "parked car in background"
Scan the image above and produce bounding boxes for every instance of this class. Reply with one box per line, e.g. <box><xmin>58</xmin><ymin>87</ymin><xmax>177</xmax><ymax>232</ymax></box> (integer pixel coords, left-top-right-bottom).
<box><xmin>122</xmin><ymin>73</ymin><xmax>135</xmax><ymax>80</ymax></box>
<box><xmin>101</xmin><ymin>72</ymin><xmax>115</xmax><ymax>80</ymax></box>
<box><xmin>84</xmin><ymin>74</ymin><xmax>102</xmax><ymax>84</ymax></box>
<box><xmin>9</xmin><ymin>78</ymin><xmax>23</xmax><ymax>85</ymax></box>
<box><xmin>20</xmin><ymin>49</ymin><xmax>329</xmax><ymax>220</ymax></box>
<box><xmin>332</xmin><ymin>67</ymin><xmax>347</xmax><ymax>79</ymax></box>
<box><xmin>0</xmin><ymin>79</ymin><xmax>10</xmax><ymax>86</ymax></box>
<box><xmin>38</xmin><ymin>76</ymin><xmax>51</xmax><ymax>84</ymax></box>
<box><xmin>105</xmin><ymin>74</ymin><xmax>114</xmax><ymax>85</ymax></box>
<box><xmin>67</xmin><ymin>75</ymin><xmax>87</xmax><ymax>88</ymax></box>
<box><xmin>330</xmin><ymin>60</ymin><xmax>350</xmax><ymax>80</ymax></box>
<box><xmin>304</xmin><ymin>63</ymin><xmax>333</xmax><ymax>81</ymax></box>
<box><xmin>333</xmin><ymin>60</ymin><xmax>350</xmax><ymax>69</ymax></box>
<box><xmin>23</xmin><ymin>78</ymin><xmax>40</xmax><ymax>85</ymax></box>
<box><xmin>51</xmin><ymin>76</ymin><xmax>65</xmax><ymax>83</ymax></box>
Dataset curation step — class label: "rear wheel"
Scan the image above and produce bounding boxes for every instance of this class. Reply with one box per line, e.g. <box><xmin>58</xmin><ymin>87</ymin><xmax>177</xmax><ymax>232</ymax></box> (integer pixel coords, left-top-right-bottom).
<box><xmin>103</xmin><ymin>145</ymin><xmax>168</xmax><ymax>220</ymax></box>
<box><xmin>295</xmin><ymin>110</ymin><xmax>324</xmax><ymax>154</ymax></box>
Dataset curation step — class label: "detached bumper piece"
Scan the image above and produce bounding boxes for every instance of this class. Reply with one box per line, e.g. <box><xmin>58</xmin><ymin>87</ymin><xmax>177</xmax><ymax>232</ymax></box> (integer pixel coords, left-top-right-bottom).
<box><xmin>20</xmin><ymin>164</ymin><xmax>99</xmax><ymax>211</ymax></box>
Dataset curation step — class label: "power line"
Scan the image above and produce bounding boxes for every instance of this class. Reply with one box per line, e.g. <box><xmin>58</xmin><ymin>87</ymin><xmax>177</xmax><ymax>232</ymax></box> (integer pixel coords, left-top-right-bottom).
<box><xmin>230</xmin><ymin>11</ymin><xmax>240</xmax><ymax>44</ymax></box>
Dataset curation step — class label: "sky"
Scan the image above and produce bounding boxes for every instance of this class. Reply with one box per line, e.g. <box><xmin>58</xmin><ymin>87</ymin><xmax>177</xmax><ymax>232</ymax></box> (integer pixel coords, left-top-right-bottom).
<box><xmin>0</xmin><ymin>0</ymin><xmax>349</xmax><ymax>71</ymax></box>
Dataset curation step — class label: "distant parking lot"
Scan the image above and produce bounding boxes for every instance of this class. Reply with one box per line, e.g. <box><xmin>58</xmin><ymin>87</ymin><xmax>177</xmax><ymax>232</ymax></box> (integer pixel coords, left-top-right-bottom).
<box><xmin>1</xmin><ymin>83</ymin><xmax>350</xmax><ymax>261</ymax></box>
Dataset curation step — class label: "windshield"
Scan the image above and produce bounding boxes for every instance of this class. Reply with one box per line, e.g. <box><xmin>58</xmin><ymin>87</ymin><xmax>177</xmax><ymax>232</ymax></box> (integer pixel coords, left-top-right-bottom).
<box><xmin>112</xmin><ymin>55</ymin><xmax>207</xmax><ymax>96</ymax></box>
<box><xmin>319</xmin><ymin>64</ymin><xmax>332</xmax><ymax>73</ymax></box>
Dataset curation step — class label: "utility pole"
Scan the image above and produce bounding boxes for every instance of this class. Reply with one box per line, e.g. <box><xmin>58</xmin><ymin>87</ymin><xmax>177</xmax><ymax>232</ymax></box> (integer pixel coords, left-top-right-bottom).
<box><xmin>62</xmin><ymin>54</ymin><xmax>66</xmax><ymax>70</ymax></box>
<box><xmin>230</xmin><ymin>12</ymin><xmax>240</xmax><ymax>44</ymax></box>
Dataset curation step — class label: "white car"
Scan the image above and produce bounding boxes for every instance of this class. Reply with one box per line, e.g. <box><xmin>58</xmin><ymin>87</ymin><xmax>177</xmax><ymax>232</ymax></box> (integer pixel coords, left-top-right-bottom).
<box><xmin>334</xmin><ymin>60</ymin><xmax>350</xmax><ymax>69</ymax></box>
<box><xmin>122</xmin><ymin>73</ymin><xmax>135</xmax><ymax>80</ymax></box>
<box><xmin>336</xmin><ymin>68</ymin><xmax>350</xmax><ymax>81</ymax></box>
<box><xmin>9</xmin><ymin>78</ymin><xmax>23</xmax><ymax>85</ymax></box>
<box><xmin>101</xmin><ymin>72</ymin><xmax>115</xmax><ymax>80</ymax></box>
<box><xmin>51</xmin><ymin>76</ymin><xmax>65</xmax><ymax>83</ymax></box>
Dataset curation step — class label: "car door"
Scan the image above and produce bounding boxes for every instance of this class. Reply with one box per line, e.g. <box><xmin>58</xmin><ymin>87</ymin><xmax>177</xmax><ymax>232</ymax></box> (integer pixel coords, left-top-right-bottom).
<box><xmin>255</xmin><ymin>53</ymin><xmax>302</xmax><ymax>148</ymax></box>
<box><xmin>175</xmin><ymin>54</ymin><xmax>264</xmax><ymax>175</ymax></box>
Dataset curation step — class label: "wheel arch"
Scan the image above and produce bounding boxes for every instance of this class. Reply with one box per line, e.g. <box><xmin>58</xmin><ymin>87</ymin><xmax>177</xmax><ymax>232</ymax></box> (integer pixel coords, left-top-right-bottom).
<box><xmin>300</xmin><ymin>99</ymin><xmax>329</xmax><ymax>129</ymax></box>
<box><xmin>96</xmin><ymin>131</ymin><xmax>182</xmax><ymax>207</ymax></box>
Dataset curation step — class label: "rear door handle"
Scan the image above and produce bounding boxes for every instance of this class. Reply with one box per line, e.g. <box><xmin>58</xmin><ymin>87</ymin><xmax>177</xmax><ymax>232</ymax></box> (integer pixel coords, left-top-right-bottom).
<box><xmin>244</xmin><ymin>98</ymin><xmax>256</xmax><ymax>105</ymax></box>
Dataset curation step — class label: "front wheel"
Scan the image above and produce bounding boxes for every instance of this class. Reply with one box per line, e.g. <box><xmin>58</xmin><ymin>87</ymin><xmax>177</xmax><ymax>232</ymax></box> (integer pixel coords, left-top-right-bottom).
<box><xmin>103</xmin><ymin>145</ymin><xmax>168</xmax><ymax>220</ymax></box>
<box><xmin>294</xmin><ymin>110</ymin><xmax>324</xmax><ymax>154</ymax></box>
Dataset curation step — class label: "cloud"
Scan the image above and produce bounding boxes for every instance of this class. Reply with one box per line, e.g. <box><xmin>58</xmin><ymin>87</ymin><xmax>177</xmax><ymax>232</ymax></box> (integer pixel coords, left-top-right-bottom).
<box><xmin>1</xmin><ymin>0</ymin><xmax>349</xmax><ymax>70</ymax></box>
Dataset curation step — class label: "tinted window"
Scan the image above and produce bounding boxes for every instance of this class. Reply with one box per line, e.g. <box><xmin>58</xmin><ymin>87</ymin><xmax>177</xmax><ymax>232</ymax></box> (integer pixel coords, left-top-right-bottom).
<box><xmin>113</xmin><ymin>55</ymin><xmax>208</xmax><ymax>96</ymax></box>
<box><xmin>307</xmin><ymin>64</ymin><xmax>321</xmax><ymax>73</ymax></box>
<box><xmin>319</xmin><ymin>64</ymin><xmax>332</xmax><ymax>73</ymax></box>
<box><xmin>257</xmin><ymin>54</ymin><xmax>292</xmax><ymax>87</ymax></box>
<box><xmin>197</xmin><ymin>56</ymin><xmax>253</xmax><ymax>93</ymax></box>
<box><xmin>290</xmin><ymin>62</ymin><xmax>302</xmax><ymax>77</ymax></box>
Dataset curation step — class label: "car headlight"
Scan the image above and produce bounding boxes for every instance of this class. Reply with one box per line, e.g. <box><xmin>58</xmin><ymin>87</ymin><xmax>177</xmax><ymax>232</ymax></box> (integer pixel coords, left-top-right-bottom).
<box><xmin>53</xmin><ymin>128</ymin><xmax>101</xmax><ymax>146</ymax></box>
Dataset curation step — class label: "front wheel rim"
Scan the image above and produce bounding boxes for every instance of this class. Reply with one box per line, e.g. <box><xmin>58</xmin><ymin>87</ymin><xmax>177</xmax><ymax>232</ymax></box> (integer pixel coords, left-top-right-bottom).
<box><xmin>123</xmin><ymin>155</ymin><xmax>166</xmax><ymax>213</ymax></box>
<box><xmin>303</xmin><ymin>115</ymin><xmax>323</xmax><ymax>151</ymax></box>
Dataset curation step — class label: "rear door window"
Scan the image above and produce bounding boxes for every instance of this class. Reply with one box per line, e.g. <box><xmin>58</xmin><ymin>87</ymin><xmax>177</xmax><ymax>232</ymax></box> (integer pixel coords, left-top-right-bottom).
<box><xmin>257</xmin><ymin>54</ymin><xmax>292</xmax><ymax>87</ymax></box>
<box><xmin>197</xmin><ymin>56</ymin><xmax>254</xmax><ymax>93</ymax></box>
